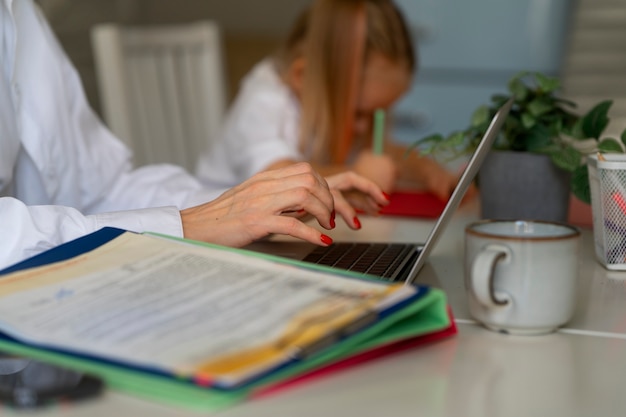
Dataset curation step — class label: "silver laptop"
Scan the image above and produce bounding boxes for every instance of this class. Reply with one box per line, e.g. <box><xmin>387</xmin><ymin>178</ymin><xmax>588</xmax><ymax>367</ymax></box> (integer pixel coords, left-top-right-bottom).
<box><xmin>245</xmin><ymin>98</ymin><xmax>513</xmax><ymax>285</ymax></box>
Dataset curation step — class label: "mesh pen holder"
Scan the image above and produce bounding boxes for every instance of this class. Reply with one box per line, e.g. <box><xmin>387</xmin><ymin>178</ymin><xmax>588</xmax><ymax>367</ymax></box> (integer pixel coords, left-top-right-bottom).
<box><xmin>588</xmin><ymin>153</ymin><xmax>626</xmax><ymax>269</ymax></box>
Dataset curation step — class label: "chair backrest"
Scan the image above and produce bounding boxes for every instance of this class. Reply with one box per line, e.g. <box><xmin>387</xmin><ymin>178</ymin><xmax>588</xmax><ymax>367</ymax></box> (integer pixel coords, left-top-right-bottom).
<box><xmin>91</xmin><ymin>21</ymin><xmax>227</xmax><ymax>172</ymax></box>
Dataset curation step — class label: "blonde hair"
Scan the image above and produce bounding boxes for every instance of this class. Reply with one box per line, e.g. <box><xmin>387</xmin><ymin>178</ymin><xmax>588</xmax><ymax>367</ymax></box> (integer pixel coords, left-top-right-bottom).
<box><xmin>275</xmin><ymin>0</ymin><xmax>415</xmax><ymax>164</ymax></box>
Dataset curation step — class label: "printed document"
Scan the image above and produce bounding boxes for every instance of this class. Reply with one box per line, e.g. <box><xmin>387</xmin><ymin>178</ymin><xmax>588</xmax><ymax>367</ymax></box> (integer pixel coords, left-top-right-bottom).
<box><xmin>0</xmin><ymin>232</ymin><xmax>416</xmax><ymax>386</ymax></box>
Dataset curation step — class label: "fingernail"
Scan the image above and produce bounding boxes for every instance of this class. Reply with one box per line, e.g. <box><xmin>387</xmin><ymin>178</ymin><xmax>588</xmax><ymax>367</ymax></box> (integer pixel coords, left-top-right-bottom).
<box><xmin>321</xmin><ymin>234</ymin><xmax>333</xmax><ymax>245</ymax></box>
<box><xmin>353</xmin><ymin>216</ymin><xmax>361</xmax><ymax>229</ymax></box>
<box><xmin>382</xmin><ymin>192</ymin><xmax>391</xmax><ymax>201</ymax></box>
<box><xmin>330</xmin><ymin>210</ymin><xmax>336</xmax><ymax>228</ymax></box>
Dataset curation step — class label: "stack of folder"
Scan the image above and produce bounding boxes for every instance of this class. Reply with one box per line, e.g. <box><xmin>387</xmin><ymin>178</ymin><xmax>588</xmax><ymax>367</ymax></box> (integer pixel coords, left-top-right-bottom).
<box><xmin>0</xmin><ymin>228</ymin><xmax>456</xmax><ymax>411</ymax></box>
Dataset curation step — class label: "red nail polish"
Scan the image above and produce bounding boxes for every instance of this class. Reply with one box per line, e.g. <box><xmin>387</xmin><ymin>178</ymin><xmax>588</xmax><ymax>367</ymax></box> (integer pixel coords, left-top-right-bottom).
<box><xmin>330</xmin><ymin>210</ymin><xmax>336</xmax><ymax>228</ymax></box>
<box><xmin>382</xmin><ymin>192</ymin><xmax>391</xmax><ymax>201</ymax></box>
<box><xmin>353</xmin><ymin>216</ymin><xmax>361</xmax><ymax>229</ymax></box>
<box><xmin>320</xmin><ymin>234</ymin><xmax>333</xmax><ymax>245</ymax></box>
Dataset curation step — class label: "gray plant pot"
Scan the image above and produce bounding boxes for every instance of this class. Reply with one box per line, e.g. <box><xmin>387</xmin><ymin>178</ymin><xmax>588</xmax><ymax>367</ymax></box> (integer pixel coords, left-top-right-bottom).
<box><xmin>478</xmin><ymin>150</ymin><xmax>571</xmax><ymax>222</ymax></box>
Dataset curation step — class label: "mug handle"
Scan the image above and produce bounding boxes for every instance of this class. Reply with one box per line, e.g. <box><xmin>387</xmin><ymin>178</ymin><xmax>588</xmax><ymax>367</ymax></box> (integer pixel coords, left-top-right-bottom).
<box><xmin>470</xmin><ymin>244</ymin><xmax>512</xmax><ymax>308</ymax></box>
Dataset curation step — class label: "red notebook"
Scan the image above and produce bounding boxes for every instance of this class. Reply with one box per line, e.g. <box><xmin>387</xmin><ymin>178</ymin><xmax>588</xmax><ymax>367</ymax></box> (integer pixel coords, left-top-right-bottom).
<box><xmin>379</xmin><ymin>191</ymin><xmax>448</xmax><ymax>219</ymax></box>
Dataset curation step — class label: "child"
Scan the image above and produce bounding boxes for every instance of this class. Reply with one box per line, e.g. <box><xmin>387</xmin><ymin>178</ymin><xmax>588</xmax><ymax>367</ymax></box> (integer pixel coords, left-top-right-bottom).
<box><xmin>195</xmin><ymin>0</ymin><xmax>469</xmax><ymax>201</ymax></box>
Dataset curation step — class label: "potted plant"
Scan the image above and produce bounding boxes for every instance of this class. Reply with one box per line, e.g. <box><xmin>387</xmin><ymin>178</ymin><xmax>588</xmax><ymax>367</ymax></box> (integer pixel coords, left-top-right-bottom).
<box><xmin>412</xmin><ymin>71</ymin><xmax>626</xmax><ymax>221</ymax></box>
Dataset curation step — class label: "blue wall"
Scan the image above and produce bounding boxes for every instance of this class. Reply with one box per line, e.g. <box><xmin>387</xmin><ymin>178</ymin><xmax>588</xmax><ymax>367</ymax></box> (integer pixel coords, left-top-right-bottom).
<box><xmin>392</xmin><ymin>0</ymin><xmax>573</xmax><ymax>146</ymax></box>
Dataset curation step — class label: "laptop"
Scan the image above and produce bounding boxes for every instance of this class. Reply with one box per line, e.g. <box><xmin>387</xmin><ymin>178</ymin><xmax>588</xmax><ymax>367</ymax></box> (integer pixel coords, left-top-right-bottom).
<box><xmin>245</xmin><ymin>98</ymin><xmax>513</xmax><ymax>285</ymax></box>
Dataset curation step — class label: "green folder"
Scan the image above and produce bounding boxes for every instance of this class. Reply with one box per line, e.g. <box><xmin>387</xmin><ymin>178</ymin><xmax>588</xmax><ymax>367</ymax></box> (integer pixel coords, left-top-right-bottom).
<box><xmin>0</xmin><ymin>228</ymin><xmax>455</xmax><ymax>412</ymax></box>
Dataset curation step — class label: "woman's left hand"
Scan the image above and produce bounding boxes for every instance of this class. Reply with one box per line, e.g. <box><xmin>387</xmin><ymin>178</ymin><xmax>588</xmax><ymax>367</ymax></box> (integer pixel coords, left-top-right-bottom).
<box><xmin>286</xmin><ymin>170</ymin><xmax>391</xmax><ymax>229</ymax></box>
<box><xmin>325</xmin><ymin>171</ymin><xmax>390</xmax><ymax>229</ymax></box>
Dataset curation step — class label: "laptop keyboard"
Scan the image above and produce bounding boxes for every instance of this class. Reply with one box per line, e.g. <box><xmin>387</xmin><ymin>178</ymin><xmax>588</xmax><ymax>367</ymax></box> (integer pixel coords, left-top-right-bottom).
<box><xmin>302</xmin><ymin>242</ymin><xmax>420</xmax><ymax>281</ymax></box>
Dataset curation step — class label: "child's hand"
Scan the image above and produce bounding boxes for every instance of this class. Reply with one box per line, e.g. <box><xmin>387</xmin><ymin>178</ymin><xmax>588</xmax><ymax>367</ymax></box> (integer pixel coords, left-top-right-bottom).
<box><xmin>351</xmin><ymin>150</ymin><xmax>397</xmax><ymax>193</ymax></box>
<box><xmin>424</xmin><ymin>167</ymin><xmax>477</xmax><ymax>204</ymax></box>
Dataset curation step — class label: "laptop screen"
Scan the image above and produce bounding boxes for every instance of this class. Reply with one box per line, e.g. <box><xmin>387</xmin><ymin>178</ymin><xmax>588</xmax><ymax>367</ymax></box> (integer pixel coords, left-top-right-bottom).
<box><xmin>404</xmin><ymin>98</ymin><xmax>513</xmax><ymax>284</ymax></box>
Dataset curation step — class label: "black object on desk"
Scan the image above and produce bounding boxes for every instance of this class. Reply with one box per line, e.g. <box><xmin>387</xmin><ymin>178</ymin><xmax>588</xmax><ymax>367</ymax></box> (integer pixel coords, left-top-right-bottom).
<box><xmin>0</xmin><ymin>353</ymin><xmax>104</xmax><ymax>409</ymax></box>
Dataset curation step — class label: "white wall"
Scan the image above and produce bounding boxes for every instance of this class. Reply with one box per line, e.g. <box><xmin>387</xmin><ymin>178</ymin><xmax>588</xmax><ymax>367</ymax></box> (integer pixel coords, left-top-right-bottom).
<box><xmin>37</xmin><ymin>0</ymin><xmax>626</xmax><ymax>135</ymax></box>
<box><xmin>36</xmin><ymin>0</ymin><xmax>309</xmax><ymax>114</ymax></box>
<box><xmin>562</xmin><ymin>0</ymin><xmax>626</xmax><ymax>134</ymax></box>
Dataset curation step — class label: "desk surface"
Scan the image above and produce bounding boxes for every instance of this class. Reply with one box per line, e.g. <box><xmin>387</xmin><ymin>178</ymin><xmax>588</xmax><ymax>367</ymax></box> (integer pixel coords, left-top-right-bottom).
<box><xmin>10</xmin><ymin>203</ymin><xmax>626</xmax><ymax>417</ymax></box>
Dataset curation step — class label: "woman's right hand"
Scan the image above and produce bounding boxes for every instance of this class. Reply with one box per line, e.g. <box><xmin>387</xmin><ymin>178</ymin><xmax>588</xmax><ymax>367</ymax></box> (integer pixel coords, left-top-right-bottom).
<box><xmin>180</xmin><ymin>162</ymin><xmax>389</xmax><ymax>248</ymax></box>
<box><xmin>351</xmin><ymin>150</ymin><xmax>397</xmax><ymax>193</ymax></box>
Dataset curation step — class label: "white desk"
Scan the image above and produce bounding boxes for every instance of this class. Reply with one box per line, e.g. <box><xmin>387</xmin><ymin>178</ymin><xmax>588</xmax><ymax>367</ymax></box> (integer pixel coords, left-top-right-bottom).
<box><xmin>9</xmin><ymin>203</ymin><xmax>626</xmax><ymax>416</ymax></box>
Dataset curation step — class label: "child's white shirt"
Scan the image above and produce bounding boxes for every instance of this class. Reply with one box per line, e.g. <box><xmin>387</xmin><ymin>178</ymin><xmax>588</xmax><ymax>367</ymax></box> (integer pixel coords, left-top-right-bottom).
<box><xmin>195</xmin><ymin>58</ymin><xmax>303</xmax><ymax>189</ymax></box>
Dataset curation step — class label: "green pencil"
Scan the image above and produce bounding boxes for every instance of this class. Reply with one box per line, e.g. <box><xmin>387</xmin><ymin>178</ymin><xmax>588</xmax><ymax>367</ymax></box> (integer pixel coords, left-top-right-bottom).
<box><xmin>372</xmin><ymin>108</ymin><xmax>385</xmax><ymax>155</ymax></box>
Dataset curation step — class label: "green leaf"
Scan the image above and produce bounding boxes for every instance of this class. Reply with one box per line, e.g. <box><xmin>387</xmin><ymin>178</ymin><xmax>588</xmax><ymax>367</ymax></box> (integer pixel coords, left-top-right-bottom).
<box><xmin>528</xmin><ymin>98</ymin><xmax>553</xmax><ymax>117</ymax></box>
<box><xmin>554</xmin><ymin>97</ymin><xmax>578</xmax><ymax>108</ymax></box>
<box><xmin>598</xmin><ymin>138</ymin><xmax>624</xmax><ymax>153</ymax></box>
<box><xmin>550</xmin><ymin>146</ymin><xmax>582</xmax><ymax>172</ymax></box>
<box><xmin>417</xmin><ymin>133</ymin><xmax>445</xmax><ymax>144</ymax></box>
<box><xmin>550</xmin><ymin>119</ymin><xmax>563</xmax><ymax>137</ymax></box>
<box><xmin>508</xmin><ymin>78</ymin><xmax>529</xmax><ymax>101</ymax></box>
<box><xmin>535</xmin><ymin>73</ymin><xmax>560</xmax><ymax>93</ymax></box>
<box><xmin>521</xmin><ymin>113</ymin><xmax>536</xmax><ymax>130</ymax></box>
<box><xmin>509</xmin><ymin>71</ymin><xmax>529</xmax><ymax>86</ymax></box>
<box><xmin>470</xmin><ymin>106</ymin><xmax>490</xmax><ymax>127</ymax></box>
<box><xmin>582</xmin><ymin>100</ymin><xmax>613</xmax><ymax>139</ymax></box>
<box><xmin>408</xmin><ymin>133</ymin><xmax>444</xmax><ymax>155</ymax></box>
<box><xmin>570</xmin><ymin>164</ymin><xmax>591</xmax><ymax>204</ymax></box>
<box><xmin>447</xmin><ymin>131</ymin><xmax>467</xmax><ymax>148</ymax></box>
<box><xmin>525</xmin><ymin>124</ymin><xmax>553</xmax><ymax>152</ymax></box>
<box><xmin>490</xmin><ymin>94</ymin><xmax>510</xmax><ymax>107</ymax></box>
<box><xmin>621</xmin><ymin>128</ymin><xmax>626</xmax><ymax>148</ymax></box>
<box><xmin>569</xmin><ymin>118</ymin><xmax>585</xmax><ymax>139</ymax></box>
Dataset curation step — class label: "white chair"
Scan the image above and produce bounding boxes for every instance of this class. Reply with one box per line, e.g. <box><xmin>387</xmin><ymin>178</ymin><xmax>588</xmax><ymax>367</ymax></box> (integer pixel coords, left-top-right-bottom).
<box><xmin>91</xmin><ymin>21</ymin><xmax>227</xmax><ymax>172</ymax></box>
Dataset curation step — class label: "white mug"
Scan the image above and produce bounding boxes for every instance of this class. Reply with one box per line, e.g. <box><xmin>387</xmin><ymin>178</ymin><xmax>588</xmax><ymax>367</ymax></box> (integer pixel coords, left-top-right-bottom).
<box><xmin>464</xmin><ymin>220</ymin><xmax>581</xmax><ymax>335</ymax></box>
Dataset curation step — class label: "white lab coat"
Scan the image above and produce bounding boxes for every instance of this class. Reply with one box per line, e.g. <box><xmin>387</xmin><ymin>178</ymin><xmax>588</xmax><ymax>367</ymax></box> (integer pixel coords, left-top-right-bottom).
<box><xmin>0</xmin><ymin>0</ymin><xmax>220</xmax><ymax>269</ymax></box>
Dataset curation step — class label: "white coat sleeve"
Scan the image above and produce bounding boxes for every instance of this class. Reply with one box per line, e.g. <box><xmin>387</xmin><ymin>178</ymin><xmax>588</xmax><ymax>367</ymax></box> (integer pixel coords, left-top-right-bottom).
<box><xmin>0</xmin><ymin>197</ymin><xmax>183</xmax><ymax>270</ymax></box>
<box><xmin>0</xmin><ymin>2</ymin><xmax>225</xmax><ymax>270</ymax></box>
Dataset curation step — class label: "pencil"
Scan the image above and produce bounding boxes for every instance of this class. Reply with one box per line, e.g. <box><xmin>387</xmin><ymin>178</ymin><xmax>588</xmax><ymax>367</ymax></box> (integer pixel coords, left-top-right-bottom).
<box><xmin>612</xmin><ymin>192</ymin><xmax>626</xmax><ymax>216</ymax></box>
<box><xmin>372</xmin><ymin>108</ymin><xmax>385</xmax><ymax>155</ymax></box>
<box><xmin>599</xmin><ymin>152</ymin><xmax>626</xmax><ymax>216</ymax></box>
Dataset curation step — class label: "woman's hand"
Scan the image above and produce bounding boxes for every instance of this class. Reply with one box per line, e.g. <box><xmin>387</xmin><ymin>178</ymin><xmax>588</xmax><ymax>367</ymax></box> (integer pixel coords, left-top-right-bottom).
<box><xmin>180</xmin><ymin>163</ymin><xmax>388</xmax><ymax>247</ymax></box>
<box><xmin>325</xmin><ymin>170</ymin><xmax>390</xmax><ymax>229</ymax></box>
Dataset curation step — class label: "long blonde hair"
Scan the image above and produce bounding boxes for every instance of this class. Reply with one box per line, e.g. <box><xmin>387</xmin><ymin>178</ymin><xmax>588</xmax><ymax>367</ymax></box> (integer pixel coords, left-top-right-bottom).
<box><xmin>275</xmin><ymin>0</ymin><xmax>415</xmax><ymax>164</ymax></box>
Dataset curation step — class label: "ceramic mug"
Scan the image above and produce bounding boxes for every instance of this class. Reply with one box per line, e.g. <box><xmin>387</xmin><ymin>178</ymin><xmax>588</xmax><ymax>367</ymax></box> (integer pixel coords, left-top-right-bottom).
<box><xmin>464</xmin><ymin>220</ymin><xmax>581</xmax><ymax>335</ymax></box>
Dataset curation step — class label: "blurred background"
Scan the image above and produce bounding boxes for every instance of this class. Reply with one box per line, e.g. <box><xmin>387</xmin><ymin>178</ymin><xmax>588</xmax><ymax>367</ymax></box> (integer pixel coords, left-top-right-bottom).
<box><xmin>36</xmin><ymin>0</ymin><xmax>626</xmax><ymax>148</ymax></box>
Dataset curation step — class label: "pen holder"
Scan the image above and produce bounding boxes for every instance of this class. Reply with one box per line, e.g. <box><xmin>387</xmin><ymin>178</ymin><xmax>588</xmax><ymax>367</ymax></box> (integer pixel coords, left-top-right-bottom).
<box><xmin>588</xmin><ymin>154</ymin><xmax>626</xmax><ymax>269</ymax></box>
